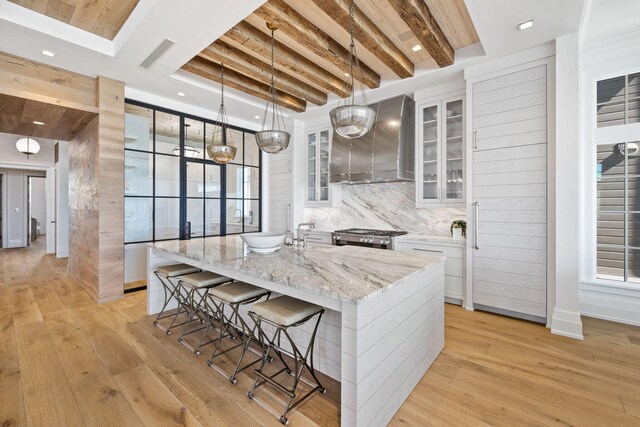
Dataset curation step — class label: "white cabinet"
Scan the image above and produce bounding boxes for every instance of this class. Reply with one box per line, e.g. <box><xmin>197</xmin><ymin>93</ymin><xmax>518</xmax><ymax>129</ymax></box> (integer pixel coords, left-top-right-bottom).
<box><xmin>470</xmin><ymin>63</ymin><xmax>548</xmax><ymax>323</ymax></box>
<box><xmin>394</xmin><ymin>239</ymin><xmax>465</xmax><ymax>304</ymax></box>
<box><xmin>306</xmin><ymin>128</ymin><xmax>331</xmax><ymax>206</ymax></box>
<box><xmin>416</xmin><ymin>95</ymin><xmax>465</xmax><ymax>207</ymax></box>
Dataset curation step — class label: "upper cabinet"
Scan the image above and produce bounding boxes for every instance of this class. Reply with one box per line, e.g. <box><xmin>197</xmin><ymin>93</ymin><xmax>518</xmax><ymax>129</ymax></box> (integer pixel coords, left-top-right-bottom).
<box><xmin>306</xmin><ymin>127</ymin><xmax>332</xmax><ymax>206</ymax></box>
<box><xmin>416</xmin><ymin>95</ymin><xmax>465</xmax><ymax>207</ymax></box>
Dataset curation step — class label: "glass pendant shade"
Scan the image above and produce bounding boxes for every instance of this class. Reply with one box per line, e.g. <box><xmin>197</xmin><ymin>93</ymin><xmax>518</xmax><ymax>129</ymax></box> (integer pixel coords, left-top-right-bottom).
<box><xmin>330</xmin><ymin>105</ymin><xmax>376</xmax><ymax>138</ymax></box>
<box><xmin>255</xmin><ymin>130</ymin><xmax>290</xmax><ymax>154</ymax></box>
<box><xmin>206</xmin><ymin>65</ymin><xmax>237</xmax><ymax>164</ymax></box>
<box><xmin>256</xmin><ymin>23</ymin><xmax>290</xmax><ymax>155</ymax></box>
<box><xmin>16</xmin><ymin>137</ymin><xmax>40</xmax><ymax>158</ymax></box>
<box><xmin>330</xmin><ymin>0</ymin><xmax>376</xmax><ymax>139</ymax></box>
<box><xmin>173</xmin><ymin>123</ymin><xmax>201</xmax><ymax>158</ymax></box>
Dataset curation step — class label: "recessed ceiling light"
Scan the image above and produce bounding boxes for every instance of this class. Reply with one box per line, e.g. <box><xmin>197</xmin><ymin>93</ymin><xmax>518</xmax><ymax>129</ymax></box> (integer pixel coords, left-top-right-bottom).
<box><xmin>518</xmin><ymin>19</ymin><xmax>534</xmax><ymax>31</ymax></box>
<box><xmin>33</xmin><ymin>121</ymin><xmax>45</xmax><ymax>125</ymax></box>
<box><xmin>42</xmin><ymin>50</ymin><xmax>56</xmax><ymax>57</ymax></box>
<box><xmin>412</xmin><ymin>44</ymin><xmax>422</xmax><ymax>52</ymax></box>
<box><xmin>254</xmin><ymin>115</ymin><xmax>261</xmax><ymax>119</ymax></box>
<box><xmin>177</xmin><ymin>92</ymin><xmax>186</xmax><ymax>97</ymax></box>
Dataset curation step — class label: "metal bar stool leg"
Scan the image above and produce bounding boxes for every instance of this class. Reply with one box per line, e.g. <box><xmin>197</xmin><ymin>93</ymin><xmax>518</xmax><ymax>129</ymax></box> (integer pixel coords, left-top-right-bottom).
<box><xmin>206</xmin><ymin>282</ymin><xmax>271</xmax><ymax>383</ymax></box>
<box><xmin>247</xmin><ymin>296</ymin><xmax>326</xmax><ymax>425</ymax></box>
<box><xmin>152</xmin><ymin>263</ymin><xmax>200</xmax><ymax>333</ymax></box>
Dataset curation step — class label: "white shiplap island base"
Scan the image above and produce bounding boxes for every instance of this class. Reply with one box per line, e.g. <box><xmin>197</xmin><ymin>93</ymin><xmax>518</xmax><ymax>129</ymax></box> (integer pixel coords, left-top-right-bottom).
<box><xmin>147</xmin><ymin>236</ymin><xmax>445</xmax><ymax>426</ymax></box>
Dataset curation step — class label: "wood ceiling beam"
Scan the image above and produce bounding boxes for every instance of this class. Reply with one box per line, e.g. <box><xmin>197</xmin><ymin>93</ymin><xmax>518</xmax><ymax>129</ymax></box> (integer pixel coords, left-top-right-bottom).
<box><xmin>181</xmin><ymin>57</ymin><xmax>307</xmax><ymax>113</ymax></box>
<box><xmin>307</xmin><ymin>0</ymin><xmax>414</xmax><ymax>79</ymax></box>
<box><xmin>199</xmin><ymin>40</ymin><xmax>328</xmax><ymax>106</ymax></box>
<box><xmin>253</xmin><ymin>0</ymin><xmax>380</xmax><ymax>89</ymax></box>
<box><xmin>222</xmin><ymin>21</ymin><xmax>351</xmax><ymax>98</ymax></box>
<box><xmin>387</xmin><ymin>0</ymin><xmax>454</xmax><ymax>67</ymax></box>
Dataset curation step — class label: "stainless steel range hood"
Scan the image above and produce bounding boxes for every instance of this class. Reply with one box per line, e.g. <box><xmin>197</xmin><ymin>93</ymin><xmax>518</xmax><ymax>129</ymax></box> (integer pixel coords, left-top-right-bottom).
<box><xmin>330</xmin><ymin>94</ymin><xmax>414</xmax><ymax>184</ymax></box>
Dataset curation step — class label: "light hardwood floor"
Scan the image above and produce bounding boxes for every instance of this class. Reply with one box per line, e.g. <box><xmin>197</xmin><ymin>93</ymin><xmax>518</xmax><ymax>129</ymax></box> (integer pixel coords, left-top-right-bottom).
<box><xmin>1</xmin><ymin>243</ymin><xmax>640</xmax><ymax>426</ymax></box>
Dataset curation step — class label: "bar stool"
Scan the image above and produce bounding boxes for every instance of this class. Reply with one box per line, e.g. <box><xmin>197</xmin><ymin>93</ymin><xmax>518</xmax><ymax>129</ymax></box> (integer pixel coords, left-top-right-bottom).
<box><xmin>153</xmin><ymin>263</ymin><xmax>200</xmax><ymax>333</ymax></box>
<box><xmin>203</xmin><ymin>281</ymin><xmax>271</xmax><ymax>383</ymax></box>
<box><xmin>173</xmin><ymin>271</ymin><xmax>232</xmax><ymax>348</ymax></box>
<box><xmin>247</xmin><ymin>296</ymin><xmax>325</xmax><ymax>425</ymax></box>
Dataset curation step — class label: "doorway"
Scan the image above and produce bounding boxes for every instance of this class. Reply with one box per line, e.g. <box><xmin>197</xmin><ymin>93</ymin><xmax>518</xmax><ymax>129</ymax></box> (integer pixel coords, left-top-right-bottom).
<box><xmin>27</xmin><ymin>176</ymin><xmax>46</xmax><ymax>250</ymax></box>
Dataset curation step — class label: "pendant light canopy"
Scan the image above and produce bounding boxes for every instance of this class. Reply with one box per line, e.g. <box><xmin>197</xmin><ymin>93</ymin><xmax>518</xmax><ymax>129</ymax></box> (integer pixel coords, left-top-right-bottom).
<box><xmin>173</xmin><ymin>123</ymin><xmax>201</xmax><ymax>158</ymax></box>
<box><xmin>207</xmin><ymin>64</ymin><xmax>237</xmax><ymax>164</ymax></box>
<box><xmin>16</xmin><ymin>137</ymin><xmax>40</xmax><ymax>158</ymax></box>
<box><xmin>329</xmin><ymin>0</ymin><xmax>376</xmax><ymax>139</ymax></box>
<box><xmin>255</xmin><ymin>23</ymin><xmax>290</xmax><ymax>154</ymax></box>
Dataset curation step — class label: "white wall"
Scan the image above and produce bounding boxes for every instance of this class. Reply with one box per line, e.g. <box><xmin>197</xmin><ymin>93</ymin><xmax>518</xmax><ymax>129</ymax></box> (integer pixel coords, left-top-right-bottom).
<box><xmin>30</xmin><ymin>177</ymin><xmax>46</xmax><ymax>235</ymax></box>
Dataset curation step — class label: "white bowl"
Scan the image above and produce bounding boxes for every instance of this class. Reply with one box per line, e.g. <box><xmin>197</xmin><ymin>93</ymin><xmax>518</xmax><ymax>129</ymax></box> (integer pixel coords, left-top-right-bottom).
<box><xmin>240</xmin><ymin>232</ymin><xmax>285</xmax><ymax>249</ymax></box>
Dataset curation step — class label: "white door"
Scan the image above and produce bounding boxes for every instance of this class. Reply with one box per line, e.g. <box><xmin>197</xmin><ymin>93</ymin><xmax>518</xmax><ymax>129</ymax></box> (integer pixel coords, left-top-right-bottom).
<box><xmin>472</xmin><ymin>64</ymin><xmax>548</xmax><ymax>323</ymax></box>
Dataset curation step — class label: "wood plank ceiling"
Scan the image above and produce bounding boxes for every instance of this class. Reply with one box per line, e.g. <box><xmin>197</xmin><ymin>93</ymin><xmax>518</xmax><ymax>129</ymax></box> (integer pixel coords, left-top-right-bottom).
<box><xmin>8</xmin><ymin>0</ymin><xmax>140</xmax><ymax>40</ymax></box>
<box><xmin>183</xmin><ymin>0</ymin><xmax>479</xmax><ymax>113</ymax></box>
<box><xmin>0</xmin><ymin>94</ymin><xmax>97</xmax><ymax>141</ymax></box>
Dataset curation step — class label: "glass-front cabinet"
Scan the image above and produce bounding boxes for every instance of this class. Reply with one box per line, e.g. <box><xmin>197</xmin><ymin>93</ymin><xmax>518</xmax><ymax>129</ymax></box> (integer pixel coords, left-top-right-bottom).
<box><xmin>306</xmin><ymin>128</ymin><xmax>331</xmax><ymax>205</ymax></box>
<box><xmin>416</xmin><ymin>95</ymin><xmax>465</xmax><ymax>207</ymax></box>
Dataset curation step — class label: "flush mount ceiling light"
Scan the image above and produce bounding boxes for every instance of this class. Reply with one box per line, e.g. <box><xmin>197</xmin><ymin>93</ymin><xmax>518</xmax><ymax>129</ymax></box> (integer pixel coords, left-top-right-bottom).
<box><xmin>254</xmin><ymin>115</ymin><xmax>261</xmax><ymax>119</ymax></box>
<box><xmin>255</xmin><ymin>23</ymin><xmax>291</xmax><ymax>154</ymax></box>
<box><xmin>41</xmin><ymin>50</ymin><xmax>56</xmax><ymax>57</ymax></box>
<box><xmin>329</xmin><ymin>0</ymin><xmax>376</xmax><ymax>139</ymax></box>
<box><xmin>518</xmin><ymin>19</ymin><xmax>534</xmax><ymax>31</ymax></box>
<box><xmin>16</xmin><ymin>137</ymin><xmax>40</xmax><ymax>158</ymax></box>
<box><xmin>207</xmin><ymin>64</ymin><xmax>237</xmax><ymax>164</ymax></box>
<box><xmin>177</xmin><ymin>92</ymin><xmax>186</xmax><ymax>97</ymax></box>
<box><xmin>173</xmin><ymin>124</ymin><xmax>201</xmax><ymax>158</ymax></box>
<box><xmin>412</xmin><ymin>44</ymin><xmax>422</xmax><ymax>52</ymax></box>
<box><xmin>33</xmin><ymin>121</ymin><xmax>45</xmax><ymax>125</ymax></box>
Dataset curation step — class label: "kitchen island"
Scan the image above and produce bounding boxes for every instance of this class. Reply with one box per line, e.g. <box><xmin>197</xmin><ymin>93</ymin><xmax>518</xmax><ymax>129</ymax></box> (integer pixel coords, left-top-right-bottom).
<box><xmin>147</xmin><ymin>236</ymin><xmax>445</xmax><ymax>427</ymax></box>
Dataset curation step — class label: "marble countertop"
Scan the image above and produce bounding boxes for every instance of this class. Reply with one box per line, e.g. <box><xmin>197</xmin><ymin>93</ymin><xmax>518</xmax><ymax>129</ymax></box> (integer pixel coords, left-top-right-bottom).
<box><xmin>393</xmin><ymin>234</ymin><xmax>466</xmax><ymax>247</ymax></box>
<box><xmin>150</xmin><ymin>236</ymin><xmax>444</xmax><ymax>304</ymax></box>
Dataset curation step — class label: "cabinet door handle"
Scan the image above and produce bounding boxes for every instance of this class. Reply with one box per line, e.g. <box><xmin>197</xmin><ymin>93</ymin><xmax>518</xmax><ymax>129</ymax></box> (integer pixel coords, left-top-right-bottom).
<box><xmin>474</xmin><ymin>201</ymin><xmax>480</xmax><ymax>250</ymax></box>
<box><xmin>473</xmin><ymin>130</ymin><xmax>478</xmax><ymax>150</ymax></box>
<box><xmin>412</xmin><ymin>248</ymin><xmax>444</xmax><ymax>254</ymax></box>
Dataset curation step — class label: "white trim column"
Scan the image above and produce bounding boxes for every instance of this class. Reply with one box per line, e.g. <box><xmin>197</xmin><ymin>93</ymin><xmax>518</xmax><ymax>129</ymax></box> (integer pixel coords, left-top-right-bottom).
<box><xmin>551</xmin><ymin>32</ymin><xmax>584</xmax><ymax>339</ymax></box>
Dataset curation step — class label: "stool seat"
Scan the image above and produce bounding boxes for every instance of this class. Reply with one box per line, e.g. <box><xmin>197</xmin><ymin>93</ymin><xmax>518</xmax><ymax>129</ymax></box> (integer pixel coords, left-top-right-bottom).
<box><xmin>180</xmin><ymin>271</ymin><xmax>230</xmax><ymax>288</ymax></box>
<box><xmin>252</xmin><ymin>296</ymin><xmax>322</xmax><ymax>327</ymax></box>
<box><xmin>209</xmin><ymin>281</ymin><xmax>266</xmax><ymax>303</ymax></box>
<box><xmin>156</xmin><ymin>263</ymin><xmax>199</xmax><ymax>278</ymax></box>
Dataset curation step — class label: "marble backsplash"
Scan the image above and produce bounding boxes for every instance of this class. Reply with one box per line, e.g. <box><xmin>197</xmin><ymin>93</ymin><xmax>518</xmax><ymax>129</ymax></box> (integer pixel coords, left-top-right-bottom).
<box><xmin>304</xmin><ymin>181</ymin><xmax>466</xmax><ymax>236</ymax></box>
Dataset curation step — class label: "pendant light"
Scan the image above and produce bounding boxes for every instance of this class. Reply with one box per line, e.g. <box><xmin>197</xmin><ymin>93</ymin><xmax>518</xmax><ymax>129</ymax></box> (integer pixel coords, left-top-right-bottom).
<box><xmin>173</xmin><ymin>123</ymin><xmax>201</xmax><ymax>158</ymax></box>
<box><xmin>16</xmin><ymin>137</ymin><xmax>40</xmax><ymax>158</ymax></box>
<box><xmin>255</xmin><ymin>23</ymin><xmax>291</xmax><ymax>154</ymax></box>
<box><xmin>207</xmin><ymin>64</ymin><xmax>237</xmax><ymax>164</ymax></box>
<box><xmin>329</xmin><ymin>0</ymin><xmax>376</xmax><ymax>139</ymax></box>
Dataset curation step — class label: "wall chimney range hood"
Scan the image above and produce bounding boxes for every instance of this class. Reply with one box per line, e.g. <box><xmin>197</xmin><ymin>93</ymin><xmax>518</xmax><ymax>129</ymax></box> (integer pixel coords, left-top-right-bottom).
<box><xmin>330</xmin><ymin>95</ymin><xmax>415</xmax><ymax>184</ymax></box>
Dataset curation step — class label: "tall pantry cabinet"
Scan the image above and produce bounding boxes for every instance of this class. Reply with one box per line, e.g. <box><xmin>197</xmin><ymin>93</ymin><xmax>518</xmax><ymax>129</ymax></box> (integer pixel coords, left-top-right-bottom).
<box><xmin>467</xmin><ymin>59</ymin><xmax>553</xmax><ymax>323</ymax></box>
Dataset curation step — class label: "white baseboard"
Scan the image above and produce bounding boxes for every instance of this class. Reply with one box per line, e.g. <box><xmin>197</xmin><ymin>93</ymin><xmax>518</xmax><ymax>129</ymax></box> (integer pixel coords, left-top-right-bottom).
<box><xmin>579</xmin><ymin>281</ymin><xmax>640</xmax><ymax>326</ymax></box>
<box><xmin>550</xmin><ymin>307</ymin><xmax>584</xmax><ymax>340</ymax></box>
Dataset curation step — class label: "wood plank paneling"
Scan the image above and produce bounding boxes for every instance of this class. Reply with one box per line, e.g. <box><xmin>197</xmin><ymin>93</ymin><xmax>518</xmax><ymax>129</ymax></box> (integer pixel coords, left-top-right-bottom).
<box><xmin>8</xmin><ymin>0</ymin><xmax>139</xmax><ymax>40</ymax></box>
<box><xmin>0</xmin><ymin>51</ymin><xmax>97</xmax><ymax>113</ymax></box>
<box><xmin>0</xmin><ymin>93</ymin><xmax>97</xmax><ymax>140</ymax></box>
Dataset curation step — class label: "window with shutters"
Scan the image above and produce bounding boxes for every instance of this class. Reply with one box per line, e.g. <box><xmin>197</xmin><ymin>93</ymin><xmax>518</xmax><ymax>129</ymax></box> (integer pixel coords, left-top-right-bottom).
<box><xmin>596</xmin><ymin>141</ymin><xmax>640</xmax><ymax>283</ymax></box>
<box><xmin>596</xmin><ymin>73</ymin><xmax>640</xmax><ymax>128</ymax></box>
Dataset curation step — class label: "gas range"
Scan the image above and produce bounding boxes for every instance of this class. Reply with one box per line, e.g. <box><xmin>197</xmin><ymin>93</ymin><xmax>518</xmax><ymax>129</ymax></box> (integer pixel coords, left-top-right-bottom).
<box><xmin>332</xmin><ymin>228</ymin><xmax>407</xmax><ymax>250</ymax></box>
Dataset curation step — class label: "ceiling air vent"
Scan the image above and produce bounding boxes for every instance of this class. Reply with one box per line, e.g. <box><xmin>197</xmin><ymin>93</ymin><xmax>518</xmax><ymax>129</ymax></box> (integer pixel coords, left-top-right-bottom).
<box><xmin>139</xmin><ymin>39</ymin><xmax>175</xmax><ymax>69</ymax></box>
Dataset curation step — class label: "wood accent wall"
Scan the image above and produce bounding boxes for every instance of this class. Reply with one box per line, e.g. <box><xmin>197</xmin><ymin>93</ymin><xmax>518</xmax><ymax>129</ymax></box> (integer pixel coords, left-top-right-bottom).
<box><xmin>96</xmin><ymin>77</ymin><xmax>125</xmax><ymax>302</ymax></box>
<box><xmin>69</xmin><ymin>116</ymin><xmax>100</xmax><ymax>300</ymax></box>
<box><xmin>68</xmin><ymin>77</ymin><xmax>125</xmax><ymax>303</ymax></box>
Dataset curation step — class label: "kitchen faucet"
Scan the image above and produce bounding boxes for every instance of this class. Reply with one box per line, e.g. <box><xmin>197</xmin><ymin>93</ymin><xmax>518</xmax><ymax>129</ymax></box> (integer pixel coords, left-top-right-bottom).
<box><xmin>295</xmin><ymin>222</ymin><xmax>315</xmax><ymax>247</ymax></box>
